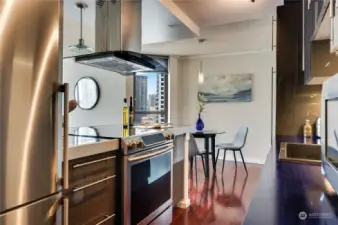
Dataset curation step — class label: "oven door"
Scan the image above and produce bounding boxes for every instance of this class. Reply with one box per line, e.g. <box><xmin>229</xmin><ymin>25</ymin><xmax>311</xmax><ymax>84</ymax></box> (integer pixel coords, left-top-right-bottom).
<box><xmin>124</xmin><ymin>144</ymin><xmax>173</xmax><ymax>225</ymax></box>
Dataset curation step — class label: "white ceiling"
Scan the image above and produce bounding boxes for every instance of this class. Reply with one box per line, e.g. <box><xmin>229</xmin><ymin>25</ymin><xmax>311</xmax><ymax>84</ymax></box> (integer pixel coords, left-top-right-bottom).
<box><xmin>172</xmin><ymin>0</ymin><xmax>283</xmax><ymax>27</ymax></box>
<box><xmin>142</xmin><ymin>17</ymin><xmax>273</xmax><ymax>56</ymax></box>
<box><xmin>63</xmin><ymin>0</ymin><xmax>282</xmax><ymax>57</ymax></box>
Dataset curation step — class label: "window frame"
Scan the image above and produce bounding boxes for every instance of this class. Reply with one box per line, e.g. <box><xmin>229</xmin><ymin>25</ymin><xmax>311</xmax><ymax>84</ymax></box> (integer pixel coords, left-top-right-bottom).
<box><xmin>133</xmin><ymin>71</ymin><xmax>169</xmax><ymax>124</ymax></box>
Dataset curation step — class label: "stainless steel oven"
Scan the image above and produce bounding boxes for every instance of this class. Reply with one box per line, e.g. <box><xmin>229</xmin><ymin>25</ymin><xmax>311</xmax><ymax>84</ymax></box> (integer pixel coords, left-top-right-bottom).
<box><xmin>122</xmin><ymin>133</ymin><xmax>174</xmax><ymax>225</ymax></box>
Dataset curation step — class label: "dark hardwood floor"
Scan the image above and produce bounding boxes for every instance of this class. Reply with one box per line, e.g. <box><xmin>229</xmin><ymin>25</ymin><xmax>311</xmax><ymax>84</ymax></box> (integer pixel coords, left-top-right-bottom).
<box><xmin>172</xmin><ymin>158</ymin><xmax>262</xmax><ymax>225</ymax></box>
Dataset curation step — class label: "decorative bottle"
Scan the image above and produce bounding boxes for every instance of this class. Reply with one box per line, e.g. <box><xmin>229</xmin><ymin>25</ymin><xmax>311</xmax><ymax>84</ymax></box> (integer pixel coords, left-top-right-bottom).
<box><xmin>196</xmin><ymin>113</ymin><xmax>204</xmax><ymax>131</ymax></box>
<box><xmin>123</xmin><ymin>98</ymin><xmax>129</xmax><ymax>129</ymax></box>
<box><xmin>304</xmin><ymin>119</ymin><xmax>313</xmax><ymax>138</ymax></box>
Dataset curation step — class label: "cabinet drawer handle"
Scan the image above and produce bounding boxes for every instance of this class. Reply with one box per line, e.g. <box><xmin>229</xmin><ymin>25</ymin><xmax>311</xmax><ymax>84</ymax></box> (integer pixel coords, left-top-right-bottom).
<box><xmin>95</xmin><ymin>214</ymin><xmax>115</xmax><ymax>225</ymax></box>
<box><xmin>73</xmin><ymin>175</ymin><xmax>115</xmax><ymax>192</ymax></box>
<box><xmin>73</xmin><ymin>156</ymin><xmax>116</xmax><ymax>168</ymax></box>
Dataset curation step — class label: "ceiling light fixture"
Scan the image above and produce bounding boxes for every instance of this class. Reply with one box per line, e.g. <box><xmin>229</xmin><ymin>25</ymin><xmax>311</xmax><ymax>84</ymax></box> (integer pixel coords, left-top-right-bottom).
<box><xmin>199</xmin><ymin>59</ymin><xmax>204</xmax><ymax>84</ymax></box>
<box><xmin>198</xmin><ymin>38</ymin><xmax>206</xmax><ymax>84</ymax></box>
<box><xmin>68</xmin><ymin>2</ymin><xmax>94</xmax><ymax>54</ymax></box>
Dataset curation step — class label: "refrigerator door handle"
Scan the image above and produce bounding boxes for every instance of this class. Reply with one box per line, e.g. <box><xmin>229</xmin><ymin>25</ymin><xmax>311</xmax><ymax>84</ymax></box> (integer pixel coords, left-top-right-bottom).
<box><xmin>60</xmin><ymin>83</ymin><xmax>69</xmax><ymax>189</ymax></box>
<box><xmin>62</xmin><ymin>197</ymin><xmax>69</xmax><ymax>225</ymax></box>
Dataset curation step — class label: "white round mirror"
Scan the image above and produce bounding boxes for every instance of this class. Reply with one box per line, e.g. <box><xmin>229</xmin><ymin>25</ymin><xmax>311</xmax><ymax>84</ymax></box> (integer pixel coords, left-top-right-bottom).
<box><xmin>74</xmin><ymin>77</ymin><xmax>100</xmax><ymax>110</ymax></box>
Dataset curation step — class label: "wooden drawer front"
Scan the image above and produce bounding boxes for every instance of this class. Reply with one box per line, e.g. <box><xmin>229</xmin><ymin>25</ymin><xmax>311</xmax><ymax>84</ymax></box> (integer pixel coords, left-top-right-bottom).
<box><xmin>69</xmin><ymin>152</ymin><xmax>116</xmax><ymax>184</ymax></box>
<box><xmin>69</xmin><ymin>175</ymin><xmax>116</xmax><ymax>225</ymax></box>
<box><xmin>70</xmin><ymin>168</ymin><xmax>115</xmax><ymax>189</ymax></box>
<box><xmin>75</xmin><ymin>213</ymin><xmax>116</xmax><ymax>225</ymax></box>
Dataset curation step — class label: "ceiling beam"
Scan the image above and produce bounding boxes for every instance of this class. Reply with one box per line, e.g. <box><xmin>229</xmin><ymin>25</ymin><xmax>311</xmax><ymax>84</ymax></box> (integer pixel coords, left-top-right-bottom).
<box><xmin>158</xmin><ymin>0</ymin><xmax>200</xmax><ymax>36</ymax></box>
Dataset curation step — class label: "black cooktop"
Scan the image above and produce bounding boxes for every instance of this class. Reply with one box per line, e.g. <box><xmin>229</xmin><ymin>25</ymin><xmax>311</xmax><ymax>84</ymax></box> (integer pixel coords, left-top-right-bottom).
<box><xmin>69</xmin><ymin>124</ymin><xmax>163</xmax><ymax>139</ymax></box>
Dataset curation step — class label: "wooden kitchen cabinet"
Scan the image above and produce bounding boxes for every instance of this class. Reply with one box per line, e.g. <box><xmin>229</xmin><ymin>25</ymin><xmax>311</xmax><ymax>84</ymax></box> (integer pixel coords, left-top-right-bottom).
<box><xmin>69</xmin><ymin>152</ymin><xmax>117</xmax><ymax>187</ymax></box>
<box><xmin>330</xmin><ymin>0</ymin><xmax>338</xmax><ymax>53</ymax></box>
<box><xmin>67</xmin><ymin>151</ymin><xmax>119</xmax><ymax>225</ymax></box>
<box><xmin>303</xmin><ymin>0</ymin><xmax>330</xmax><ymax>83</ymax></box>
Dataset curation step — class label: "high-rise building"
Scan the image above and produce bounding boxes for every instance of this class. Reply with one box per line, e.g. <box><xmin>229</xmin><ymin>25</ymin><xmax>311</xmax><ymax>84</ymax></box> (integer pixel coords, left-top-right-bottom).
<box><xmin>156</xmin><ymin>74</ymin><xmax>166</xmax><ymax>123</ymax></box>
<box><xmin>148</xmin><ymin>94</ymin><xmax>157</xmax><ymax>109</ymax></box>
<box><xmin>135</xmin><ymin>76</ymin><xmax>148</xmax><ymax>111</ymax></box>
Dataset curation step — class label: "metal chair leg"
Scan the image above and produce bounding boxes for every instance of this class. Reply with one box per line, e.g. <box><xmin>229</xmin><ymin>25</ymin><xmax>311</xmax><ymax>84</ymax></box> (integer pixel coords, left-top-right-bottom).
<box><xmin>216</xmin><ymin>148</ymin><xmax>221</xmax><ymax>164</ymax></box>
<box><xmin>201</xmin><ymin>155</ymin><xmax>206</xmax><ymax>174</ymax></box>
<box><xmin>222</xmin><ymin>149</ymin><xmax>227</xmax><ymax>174</ymax></box>
<box><xmin>189</xmin><ymin>156</ymin><xmax>194</xmax><ymax>177</ymax></box>
<box><xmin>233</xmin><ymin>151</ymin><xmax>237</xmax><ymax>168</ymax></box>
<box><xmin>194</xmin><ymin>156</ymin><xmax>198</xmax><ymax>184</ymax></box>
<box><xmin>190</xmin><ymin>156</ymin><xmax>193</xmax><ymax>171</ymax></box>
<box><xmin>239</xmin><ymin>150</ymin><xmax>248</xmax><ymax>175</ymax></box>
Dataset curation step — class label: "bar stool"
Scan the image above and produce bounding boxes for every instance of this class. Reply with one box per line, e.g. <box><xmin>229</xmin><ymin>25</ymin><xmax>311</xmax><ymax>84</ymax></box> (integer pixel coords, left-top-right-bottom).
<box><xmin>216</xmin><ymin>127</ymin><xmax>248</xmax><ymax>175</ymax></box>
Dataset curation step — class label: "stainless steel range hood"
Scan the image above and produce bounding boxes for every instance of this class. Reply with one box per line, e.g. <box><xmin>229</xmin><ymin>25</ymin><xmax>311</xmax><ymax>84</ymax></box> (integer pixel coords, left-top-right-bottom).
<box><xmin>75</xmin><ymin>0</ymin><xmax>161</xmax><ymax>75</ymax></box>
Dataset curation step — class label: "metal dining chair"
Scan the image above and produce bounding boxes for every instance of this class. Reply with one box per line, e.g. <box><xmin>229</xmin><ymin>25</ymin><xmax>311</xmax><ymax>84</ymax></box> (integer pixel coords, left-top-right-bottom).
<box><xmin>188</xmin><ymin>136</ymin><xmax>207</xmax><ymax>177</ymax></box>
<box><xmin>215</xmin><ymin>127</ymin><xmax>248</xmax><ymax>174</ymax></box>
<box><xmin>173</xmin><ymin>133</ymin><xmax>207</xmax><ymax>177</ymax></box>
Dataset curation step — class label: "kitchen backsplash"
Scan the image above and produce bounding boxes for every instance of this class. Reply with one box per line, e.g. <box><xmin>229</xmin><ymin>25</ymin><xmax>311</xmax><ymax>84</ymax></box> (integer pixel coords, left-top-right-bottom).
<box><xmin>277</xmin><ymin>80</ymin><xmax>321</xmax><ymax>136</ymax></box>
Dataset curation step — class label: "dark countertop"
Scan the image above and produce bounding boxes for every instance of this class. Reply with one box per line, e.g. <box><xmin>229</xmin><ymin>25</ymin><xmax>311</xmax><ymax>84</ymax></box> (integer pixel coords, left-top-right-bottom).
<box><xmin>68</xmin><ymin>135</ymin><xmax>109</xmax><ymax>147</ymax></box>
<box><xmin>243</xmin><ymin>136</ymin><xmax>338</xmax><ymax>225</ymax></box>
<box><xmin>66</xmin><ymin>135</ymin><xmax>119</xmax><ymax>160</ymax></box>
<box><xmin>69</xmin><ymin>124</ymin><xmax>195</xmax><ymax>139</ymax></box>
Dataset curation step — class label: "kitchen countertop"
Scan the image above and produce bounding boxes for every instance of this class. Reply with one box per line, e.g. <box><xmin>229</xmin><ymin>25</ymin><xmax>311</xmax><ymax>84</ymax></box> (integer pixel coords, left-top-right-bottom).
<box><xmin>67</xmin><ymin>135</ymin><xmax>119</xmax><ymax>160</ymax></box>
<box><xmin>243</xmin><ymin>136</ymin><xmax>338</xmax><ymax>225</ymax></box>
<box><xmin>69</xmin><ymin>124</ymin><xmax>195</xmax><ymax>139</ymax></box>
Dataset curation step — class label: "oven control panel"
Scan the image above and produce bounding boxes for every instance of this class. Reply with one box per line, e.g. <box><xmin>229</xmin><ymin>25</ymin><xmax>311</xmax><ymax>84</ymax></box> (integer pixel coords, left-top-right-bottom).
<box><xmin>122</xmin><ymin>131</ymin><xmax>175</xmax><ymax>155</ymax></box>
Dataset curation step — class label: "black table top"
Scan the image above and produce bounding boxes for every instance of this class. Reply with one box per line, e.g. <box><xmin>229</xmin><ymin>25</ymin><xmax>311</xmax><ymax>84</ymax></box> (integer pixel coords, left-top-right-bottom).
<box><xmin>243</xmin><ymin>136</ymin><xmax>338</xmax><ymax>225</ymax></box>
<box><xmin>192</xmin><ymin>130</ymin><xmax>226</xmax><ymax>137</ymax></box>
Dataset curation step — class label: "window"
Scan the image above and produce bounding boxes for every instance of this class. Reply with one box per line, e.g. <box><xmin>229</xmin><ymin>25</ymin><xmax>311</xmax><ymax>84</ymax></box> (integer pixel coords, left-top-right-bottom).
<box><xmin>134</xmin><ymin>72</ymin><xmax>168</xmax><ymax>125</ymax></box>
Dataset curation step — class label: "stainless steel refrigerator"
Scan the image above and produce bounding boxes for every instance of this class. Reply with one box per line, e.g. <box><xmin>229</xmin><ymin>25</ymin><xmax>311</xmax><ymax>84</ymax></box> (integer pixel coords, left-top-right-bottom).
<box><xmin>0</xmin><ymin>0</ymin><xmax>69</xmax><ymax>224</ymax></box>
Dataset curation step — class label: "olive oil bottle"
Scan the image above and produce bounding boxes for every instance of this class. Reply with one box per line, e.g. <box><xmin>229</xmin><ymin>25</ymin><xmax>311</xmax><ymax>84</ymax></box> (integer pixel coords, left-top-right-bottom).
<box><xmin>123</xmin><ymin>127</ymin><xmax>129</xmax><ymax>137</ymax></box>
<box><xmin>123</xmin><ymin>98</ymin><xmax>129</xmax><ymax>128</ymax></box>
<box><xmin>304</xmin><ymin>119</ymin><xmax>312</xmax><ymax>138</ymax></box>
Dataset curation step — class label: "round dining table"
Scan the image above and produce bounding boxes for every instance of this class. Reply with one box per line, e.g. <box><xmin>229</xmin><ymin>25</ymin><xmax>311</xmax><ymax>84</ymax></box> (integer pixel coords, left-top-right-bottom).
<box><xmin>192</xmin><ymin>130</ymin><xmax>226</xmax><ymax>177</ymax></box>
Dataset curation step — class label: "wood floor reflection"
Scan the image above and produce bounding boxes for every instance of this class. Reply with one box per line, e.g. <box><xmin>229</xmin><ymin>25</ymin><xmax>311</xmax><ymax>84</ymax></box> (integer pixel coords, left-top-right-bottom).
<box><xmin>172</xmin><ymin>159</ymin><xmax>262</xmax><ymax>225</ymax></box>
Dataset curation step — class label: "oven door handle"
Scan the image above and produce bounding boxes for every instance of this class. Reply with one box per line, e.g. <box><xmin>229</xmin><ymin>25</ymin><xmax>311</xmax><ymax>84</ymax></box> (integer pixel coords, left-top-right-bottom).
<box><xmin>128</xmin><ymin>144</ymin><xmax>173</xmax><ymax>162</ymax></box>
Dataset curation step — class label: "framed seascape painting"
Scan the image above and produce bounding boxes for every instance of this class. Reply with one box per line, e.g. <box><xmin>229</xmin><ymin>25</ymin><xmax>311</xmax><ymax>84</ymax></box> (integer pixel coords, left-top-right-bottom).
<box><xmin>198</xmin><ymin>73</ymin><xmax>253</xmax><ymax>103</ymax></box>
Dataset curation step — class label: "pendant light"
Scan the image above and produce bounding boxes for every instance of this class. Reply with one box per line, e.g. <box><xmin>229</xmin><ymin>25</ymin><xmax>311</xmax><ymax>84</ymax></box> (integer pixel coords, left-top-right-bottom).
<box><xmin>198</xmin><ymin>38</ymin><xmax>206</xmax><ymax>84</ymax></box>
<box><xmin>199</xmin><ymin>57</ymin><xmax>204</xmax><ymax>84</ymax></box>
<box><xmin>68</xmin><ymin>2</ymin><xmax>94</xmax><ymax>54</ymax></box>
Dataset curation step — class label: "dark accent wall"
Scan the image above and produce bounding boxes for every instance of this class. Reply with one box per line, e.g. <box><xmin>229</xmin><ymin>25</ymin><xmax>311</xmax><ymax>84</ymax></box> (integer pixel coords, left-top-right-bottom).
<box><xmin>276</xmin><ymin>1</ymin><xmax>322</xmax><ymax>136</ymax></box>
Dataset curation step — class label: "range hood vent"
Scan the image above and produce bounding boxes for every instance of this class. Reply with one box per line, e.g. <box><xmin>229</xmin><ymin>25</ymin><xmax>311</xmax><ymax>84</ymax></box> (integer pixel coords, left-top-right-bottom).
<box><xmin>75</xmin><ymin>51</ymin><xmax>157</xmax><ymax>75</ymax></box>
<box><xmin>74</xmin><ymin>0</ymin><xmax>163</xmax><ymax>75</ymax></box>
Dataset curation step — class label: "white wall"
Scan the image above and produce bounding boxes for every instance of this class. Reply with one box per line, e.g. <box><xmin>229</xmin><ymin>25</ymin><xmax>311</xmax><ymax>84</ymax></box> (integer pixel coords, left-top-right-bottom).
<box><xmin>63</xmin><ymin>59</ymin><xmax>126</xmax><ymax>127</ymax></box>
<box><xmin>176</xmin><ymin>51</ymin><xmax>276</xmax><ymax>164</ymax></box>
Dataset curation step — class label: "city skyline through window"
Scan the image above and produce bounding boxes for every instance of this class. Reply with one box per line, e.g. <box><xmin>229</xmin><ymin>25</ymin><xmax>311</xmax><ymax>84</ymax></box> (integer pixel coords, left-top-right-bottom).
<box><xmin>134</xmin><ymin>72</ymin><xmax>168</xmax><ymax>125</ymax></box>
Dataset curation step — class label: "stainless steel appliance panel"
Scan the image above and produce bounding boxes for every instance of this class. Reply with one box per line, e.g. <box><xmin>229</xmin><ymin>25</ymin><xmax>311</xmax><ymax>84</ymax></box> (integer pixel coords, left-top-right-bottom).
<box><xmin>0</xmin><ymin>193</ymin><xmax>62</xmax><ymax>225</ymax></box>
<box><xmin>0</xmin><ymin>0</ymin><xmax>62</xmax><ymax>212</ymax></box>
<box><xmin>123</xmin><ymin>143</ymin><xmax>173</xmax><ymax>225</ymax></box>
